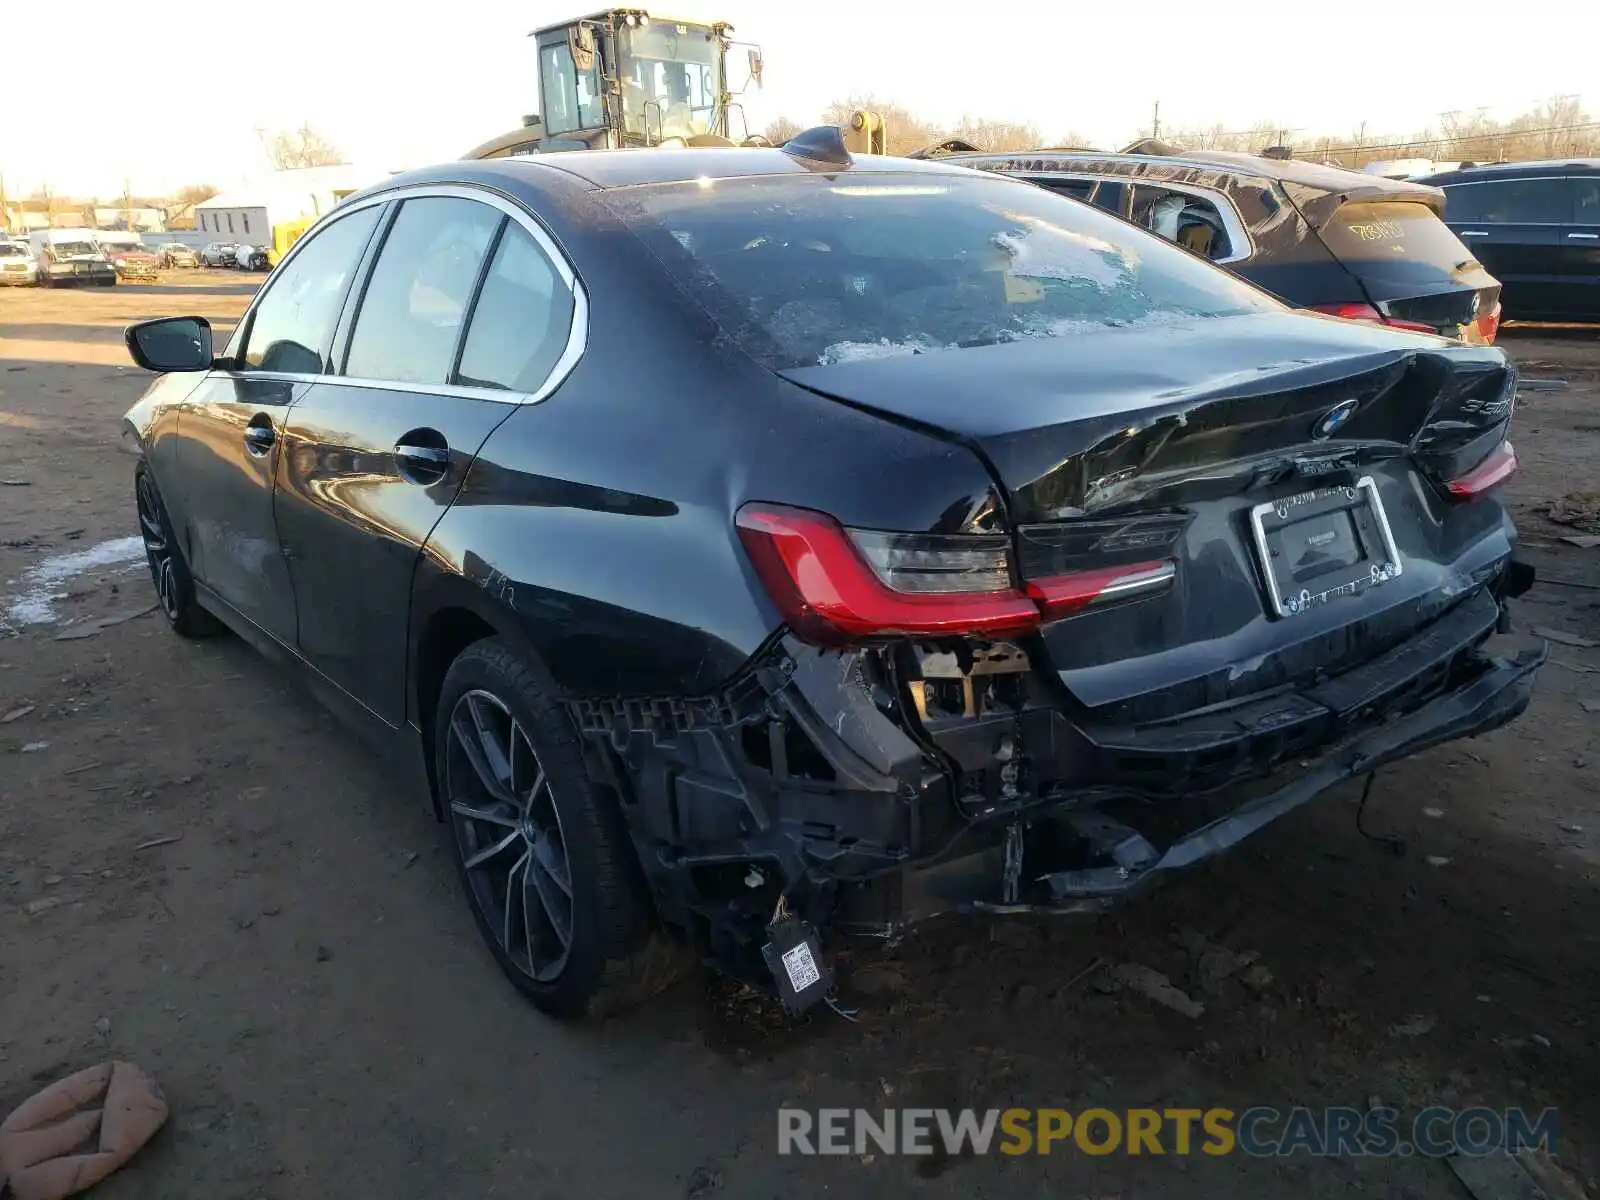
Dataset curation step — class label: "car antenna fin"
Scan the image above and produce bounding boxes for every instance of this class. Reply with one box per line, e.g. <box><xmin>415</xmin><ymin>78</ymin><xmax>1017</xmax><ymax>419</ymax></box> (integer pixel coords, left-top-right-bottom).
<box><xmin>781</xmin><ymin>126</ymin><xmax>854</xmax><ymax>170</ymax></box>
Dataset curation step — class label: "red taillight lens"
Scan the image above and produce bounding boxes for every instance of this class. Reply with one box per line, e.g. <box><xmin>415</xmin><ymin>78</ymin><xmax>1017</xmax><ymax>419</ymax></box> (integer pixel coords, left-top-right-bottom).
<box><xmin>736</xmin><ymin>502</ymin><xmax>1177</xmax><ymax>645</ymax></box>
<box><xmin>735</xmin><ymin>503</ymin><xmax>1039</xmax><ymax>645</ymax></box>
<box><xmin>1446</xmin><ymin>440</ymin><xmax>1517</xmax><ymax>500</ymax></box>
<box><xmin>1308</xmin><ymin>302</ymin><xmax>1437</xmax><ymax>336</ymax></box>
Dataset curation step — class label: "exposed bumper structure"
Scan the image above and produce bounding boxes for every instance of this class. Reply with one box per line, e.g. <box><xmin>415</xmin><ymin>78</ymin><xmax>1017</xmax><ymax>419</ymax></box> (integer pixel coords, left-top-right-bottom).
<box><xmin>573</xmin><ymin>578</ymin><xmax>1544</xmax><ymax>999</ymax></box>
<box><xmin>894</xmin><ymin>632</ymin><xmax>1544</xmax><ymax>922</ymax></box>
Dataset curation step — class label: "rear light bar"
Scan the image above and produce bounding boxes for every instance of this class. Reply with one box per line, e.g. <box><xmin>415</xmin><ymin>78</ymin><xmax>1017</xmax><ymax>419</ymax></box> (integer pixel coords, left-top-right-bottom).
<box><xmin>1308</xmin><ymin>302</ymin><xmax>1437</xmax><ymax>336</ymax></box>
<box><xmin>736</xmin><ymin>502</ymin><xmax>1174</xmax><ymax>645</ymax></box>
<box><xmin>1446</xmin><ymin>440</ymin><xmax>1517</xmax><ymax>500</ymax></box>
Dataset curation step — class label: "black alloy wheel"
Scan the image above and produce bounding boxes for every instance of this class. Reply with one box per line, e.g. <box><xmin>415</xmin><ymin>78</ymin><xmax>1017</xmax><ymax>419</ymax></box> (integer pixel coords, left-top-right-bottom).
<box><xmin>435</xmin><ymin>639</ymin><xmax>692</xmax><ymax>1018</ymax></box>
<box><xmin>445</xmin><ymin>688</ymin><xmax>575</xmax><ymax>984</ymax></box>
<box><xmin>135</xmin><ymin>464</ymin><xmax>220</xmax><ymax>638</ymax></box>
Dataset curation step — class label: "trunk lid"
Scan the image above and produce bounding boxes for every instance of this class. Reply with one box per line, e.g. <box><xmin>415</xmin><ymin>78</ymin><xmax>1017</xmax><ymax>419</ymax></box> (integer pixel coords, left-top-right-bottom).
<box><xmin>782</xmin><ymin>311</ymin><xmax>1517</xmax><ymax>715</ymax></box>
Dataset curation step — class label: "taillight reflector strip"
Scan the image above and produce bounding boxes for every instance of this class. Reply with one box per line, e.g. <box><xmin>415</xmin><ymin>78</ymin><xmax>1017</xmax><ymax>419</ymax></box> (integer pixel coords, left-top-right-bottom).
<box><xmin>1308</xmin><ymin>302</ymin><xmax>1437</xmax><ymax>336</ymax></box>
<box><xmin>1026</xmin><ymin>560</ymin><xmax>1177</xmax><ymax>620</ymax></box>
<box><xmin>735</xmin><ymin>503</ymin><xmax>1039</xmax><ymax>646</ymax></box>
<box><xmin>737</xmin><ymin>502</ymin><xmax>1177</xmax><ymax>645</ymax></box>
<box><xmin>1446</xmin><ymin>440</ymin><xmax>1517</xmax><ymax>500</ymax></box>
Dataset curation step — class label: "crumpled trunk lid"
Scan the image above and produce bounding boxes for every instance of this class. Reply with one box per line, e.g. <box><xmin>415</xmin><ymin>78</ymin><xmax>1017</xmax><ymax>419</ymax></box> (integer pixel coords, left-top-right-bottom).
<box><xmin>781</xmin><ymin>311</ymin><xmax>1518</xmax><ymax>717</ymax></box>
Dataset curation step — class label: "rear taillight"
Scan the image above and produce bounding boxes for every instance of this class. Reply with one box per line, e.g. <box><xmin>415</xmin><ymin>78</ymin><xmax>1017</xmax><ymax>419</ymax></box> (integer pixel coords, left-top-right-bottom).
<box><xmin>1308</xmin><ymin>302</ymin><xmax>1438</xmax><ymax>336</ymax></box>
<box><xmin>736</xmin><ymin>502</ymin><xmax>1174</xmax><ymax>645</ymax></box>
<box><xmin>1445</xmin><ymin>441</ymin><xmax>1517</xmax><ymax>500</ymax></box>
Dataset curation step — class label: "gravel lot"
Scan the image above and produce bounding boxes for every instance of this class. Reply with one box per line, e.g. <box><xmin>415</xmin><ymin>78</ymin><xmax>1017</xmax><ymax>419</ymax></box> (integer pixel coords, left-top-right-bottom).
<box><xmin>2</xmin><ymin>275</ymin><xmax>1597</xmax><ymax>1199</ymax></box>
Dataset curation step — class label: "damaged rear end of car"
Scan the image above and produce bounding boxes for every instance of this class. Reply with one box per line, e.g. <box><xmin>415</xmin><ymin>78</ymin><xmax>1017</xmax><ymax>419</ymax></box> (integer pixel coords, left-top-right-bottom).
<box><xmin>583</xmin><ymin>167</ymin><xmax>1544</xmax><ymax>1012</ymax></box>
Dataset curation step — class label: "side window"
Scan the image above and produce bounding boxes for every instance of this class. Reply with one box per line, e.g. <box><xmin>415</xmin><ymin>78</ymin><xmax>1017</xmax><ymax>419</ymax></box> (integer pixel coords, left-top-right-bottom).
<box><xmin>1131</xmin><ymin>185</ymin><xmax>1234</xmax><ymax>260</ymax></box>
<box><xmin>241</xmin><ymin>204</ymin><xmax>382</xmax><ymax>374</ymax></box>
<box><xmin>1441</xmin><ymin>183</ymin><xmax>1484</xmax><ymax>223</ymax></box>
<box><xmin>539</xmin><ymin>42</ymin><xmax>604</xmax><ymax>135</ymax></box>
<box><xmin>1033</xmin><ymin>179</ymin><xmax>1095</xmax><ymax>203</ymax></box>
<box><xmin>343</xmin><ymin>197</ymin><xmax>502</xmax><ymax>385</ymax></box>
<box><xmin>1571</xmin><ymin>177</ymin><xmax>1600</xmax><ymax>224</ymax></box>
<box><xmin>1476</xmin><ymin>178</ymin><xmax>1568</xmax><ymax>223</ymax></box>
<box><xmin>457</xmin><ymin>222</ymin><xmax>575</xmax><ymax>392</ymax></box>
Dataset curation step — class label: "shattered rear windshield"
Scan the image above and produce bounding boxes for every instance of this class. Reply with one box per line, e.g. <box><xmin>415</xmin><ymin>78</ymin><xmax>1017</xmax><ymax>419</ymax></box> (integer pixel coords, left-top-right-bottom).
<box><xmin>604</xmin><ymin>172</ymin><xmax>1277</xmax><ymax>370</ymax></box>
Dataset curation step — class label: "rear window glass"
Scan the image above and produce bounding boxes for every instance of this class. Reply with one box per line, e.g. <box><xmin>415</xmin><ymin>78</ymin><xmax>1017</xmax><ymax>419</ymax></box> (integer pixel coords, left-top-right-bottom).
<box><xmin>604</xmin><ymin>173</ymin><xmax>1276</xmax><ymax>370</ymax></box>
<box><xmin>1319</xmin><ymin>201</ymin><xmax>1477</xmax><ymax>285</ymax></box>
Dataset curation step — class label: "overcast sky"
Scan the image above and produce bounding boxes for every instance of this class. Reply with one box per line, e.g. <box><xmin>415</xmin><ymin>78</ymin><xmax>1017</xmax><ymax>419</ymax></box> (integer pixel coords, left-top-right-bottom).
<box><xmin>3</xmin><ymin>0</ymin><xmax>1592</xmax><ymax>197</ymax></box>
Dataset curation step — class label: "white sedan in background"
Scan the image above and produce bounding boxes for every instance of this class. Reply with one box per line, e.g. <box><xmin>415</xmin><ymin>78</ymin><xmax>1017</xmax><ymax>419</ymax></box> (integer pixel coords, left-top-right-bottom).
<box><xmin>0</xmin><ymin>239</ymin><xmax>39</xmax><ymax>285</ymax></box>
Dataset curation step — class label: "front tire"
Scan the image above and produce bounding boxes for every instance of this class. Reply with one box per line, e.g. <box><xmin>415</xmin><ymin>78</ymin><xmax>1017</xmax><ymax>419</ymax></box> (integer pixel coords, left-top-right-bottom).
<box><xmin>135</xmin><ymin>463</ymin><xmax>221</xmax><ymax>639</ymax></box>
<box><xmin>435</xmin><ymin>638</ymin><xmax>690</xmax><ymax>1018</ymax></box>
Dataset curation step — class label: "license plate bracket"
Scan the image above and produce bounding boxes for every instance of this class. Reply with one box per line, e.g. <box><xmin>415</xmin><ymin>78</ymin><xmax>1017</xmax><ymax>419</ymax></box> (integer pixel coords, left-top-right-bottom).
<box><xmin>1250</xmin><ymin>476</ymin><xmax>1402</xmax><ymax>618</ymax></box>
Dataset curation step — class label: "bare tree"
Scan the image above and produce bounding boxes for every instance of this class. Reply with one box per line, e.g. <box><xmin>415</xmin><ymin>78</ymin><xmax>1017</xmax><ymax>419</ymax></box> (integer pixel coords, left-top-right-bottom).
<box><xmin>763</xmin><ymin>116</ymin><xmax>802</xmax><ymax>145</ymax></box>
<box><xmin>949</xmin><ymin>115</ymin><xmax>1044</xmax><ymax>153</ymax></box>
<box><xmin>265</xmin><ymin>123</ymin><xmax>345</xmax><ymax>170</ymax></box>
<box><xmin>173</xmin><ymin>183</ymin><xmax>220</xmax><ymax>205</ymax></box>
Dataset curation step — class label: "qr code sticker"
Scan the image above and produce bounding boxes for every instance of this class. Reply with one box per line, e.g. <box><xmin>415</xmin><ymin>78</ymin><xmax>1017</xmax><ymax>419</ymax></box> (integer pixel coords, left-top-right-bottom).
<box><xmin>781</xmin><ymin>942</ymin><xmax>821</xmax><ymax>992</ymax></box>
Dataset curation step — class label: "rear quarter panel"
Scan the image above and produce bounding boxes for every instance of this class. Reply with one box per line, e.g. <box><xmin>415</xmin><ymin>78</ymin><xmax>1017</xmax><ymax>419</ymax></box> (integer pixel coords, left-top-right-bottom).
<box><xmin>414</xmin><ymin>188</ymin><xmax>999</xmax><ymax>699</ymax></box>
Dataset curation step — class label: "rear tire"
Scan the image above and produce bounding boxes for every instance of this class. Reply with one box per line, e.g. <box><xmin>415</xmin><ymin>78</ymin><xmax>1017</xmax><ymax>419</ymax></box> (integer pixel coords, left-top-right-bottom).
<box><xmin>135</xmin><ymin>462</ymin><xmax>222</xmax><ymax>639</ymax></box>
<box><xmin>435</xmin><ymin>638</ymin><xmax>691</xmax><ymax>1018</ymax></box>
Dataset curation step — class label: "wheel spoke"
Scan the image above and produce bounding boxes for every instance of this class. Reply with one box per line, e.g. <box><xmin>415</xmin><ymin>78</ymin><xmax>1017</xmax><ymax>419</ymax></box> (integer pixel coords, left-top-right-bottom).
<box><xmin>502</xmin><ymin>849</ymin><xmax>529</xmax><ymax>954</ymax></box>
<box><xmin>449</xmin><ymin>800</ymin><xmax>518</xmax><ymax>828</ymax></box>
<box><xmin>466</xmin><ymin>694</ymin><xmax>514</xmax><ymax>792</ymax></box>
<box><xmin>450</xmin><ymin>706</ymin><xmax>515</xmax><ymax>805</ymax></box>
<box><xmin>138</xmin><ymin>510</ymin><xmax>165</xmax><ymax>548</ymax></box>
<box><xmin>529</xmin><ymin>832</ymin><xmax>572</xmax><ymax>897</ymax></box>
<box><xmin>462</xmin><ymin>828</ymin><xmax>520</xmax><ymax>870</ymax></box>
<box><xmin>526</xmin><ymin>838</ymin><xmax>572</xmax><ymax>950</ymax></box>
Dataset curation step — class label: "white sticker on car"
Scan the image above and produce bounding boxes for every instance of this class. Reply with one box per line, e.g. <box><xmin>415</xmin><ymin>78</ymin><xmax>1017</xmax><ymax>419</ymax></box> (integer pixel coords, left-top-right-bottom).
<box><xmin>781</xmin><ymin>942</ymin><xmax>821</xmax><ymax>993</ymax></box>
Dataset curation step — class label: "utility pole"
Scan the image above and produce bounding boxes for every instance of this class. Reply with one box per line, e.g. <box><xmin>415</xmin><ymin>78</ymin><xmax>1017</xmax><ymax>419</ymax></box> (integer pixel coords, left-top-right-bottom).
<box><xmin>123</xmin><ymin>177</ymin><xmax>133</xmax><ymax>233</ymax></box>
<box><xmin>1151</xmin><ymin>100</ymin><xmax>1161</xmax><ymax>140</ymax></box>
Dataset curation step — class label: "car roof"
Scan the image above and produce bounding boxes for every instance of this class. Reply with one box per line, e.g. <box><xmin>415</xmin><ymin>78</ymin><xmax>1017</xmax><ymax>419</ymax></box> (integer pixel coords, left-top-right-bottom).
<box><xmin>950</xmin><ymin>147</ymin><xmax>1440</xmax><ymax>200</ymax></box>
<box><xmin>463</xmin><ymin>147</ymin><xmax>986</xmax><ymax>191</ymax></box>
<box><xmin>1416</xmin><ymin>158</ymin><xmax>1600</xmax><ymax>185</ymax></box>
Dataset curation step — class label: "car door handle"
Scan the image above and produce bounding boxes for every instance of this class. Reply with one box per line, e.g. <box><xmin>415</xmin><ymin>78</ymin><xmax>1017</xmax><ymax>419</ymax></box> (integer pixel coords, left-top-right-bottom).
<box><xmin>394</xmin><ymin>432</ymin><xmax>451</xmax><ymax>484</ymax></box>
<box><xmin>1459</xmin><ymin>230</ymin><xmax>1489</xmax><ymax>237</ymax></box>
<box><xmin>1568</xmin><ymin>232</ymin><xmax>1599</xmax><ymax>239</ymax></box>
<box><xmin>243</xmin><ymin>422</ymin><xmax>276</xmax><ymax>455</ymax></box>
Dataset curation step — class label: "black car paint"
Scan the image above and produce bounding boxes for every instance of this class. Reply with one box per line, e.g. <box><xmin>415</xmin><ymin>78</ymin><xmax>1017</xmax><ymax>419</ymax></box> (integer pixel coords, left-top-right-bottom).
<box><xmin>958</xmin><ymin>151</ymin><xmax>1499</xmax><ymax>335</ymax></box>
<box><xmin>123</xmin><ymin>149</ymin><xmax>1541</xmax><ymax>995</ymax></box>
<box><xmin>1419</xmin><ymin>159</ymin><xmax>1600</xmax><ymax>322</ymax></box>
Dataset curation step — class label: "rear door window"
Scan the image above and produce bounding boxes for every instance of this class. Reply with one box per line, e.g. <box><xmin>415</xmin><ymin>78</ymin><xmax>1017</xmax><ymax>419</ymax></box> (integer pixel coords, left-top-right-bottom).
<box><xmin>241</xmin><ymin>205</ymin><xmax>382</xmax><ymax>374</ymax></box>
<box><xmin>1130</xmin><ymin>185</ymin><xmax>1235</xmax><ymax>261</ymax></box>
<box><xmin>343</xmin><ymin>197</ymin><xmax>502</xmax><ymax>385</ymax></box>
<box><xmin>1472</xmin><ymin>178</ymin><xmax>1569</xmax><ymax>224</ymax></box>
<box><xmin>605</xmin><ymin>172</ymin><xmax>1276</xmax><ymax>371</ymax></box>
<box><xmin>1317</xmin><ymin>201</ymin><xmax>1478</xmax><ymax>285</ymax></box>
<box><xmin>456</xmin><ymin>222</ymin><xmax>576</xmax><ymax>392</ymax></box>
<box><xmin>1571</xmin><ymin>177</ymin><xmax>1600</xmax><ymax>224</ymax></box>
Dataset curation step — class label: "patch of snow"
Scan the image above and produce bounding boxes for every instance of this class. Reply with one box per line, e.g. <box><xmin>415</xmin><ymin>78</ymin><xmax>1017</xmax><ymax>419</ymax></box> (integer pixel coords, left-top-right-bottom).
<box><xmin>993</xmin><ymin>228</ymin><xmax>1130</xmax><ymax>289</ymax></box>
<box><xmin>4</xmin><ymin>536</ymin><xmax>146</xmax><ymax>626</ymax></box>
<box><xmin>817</xmin><ymin>338</ymin><xmax>948</xmax><ymax>366</ymax></box>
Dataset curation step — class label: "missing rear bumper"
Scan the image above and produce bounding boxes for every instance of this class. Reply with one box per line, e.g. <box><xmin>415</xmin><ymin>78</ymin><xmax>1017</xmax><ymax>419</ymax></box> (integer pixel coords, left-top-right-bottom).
<box><xmin>864</xmin><ymin>636</ymin><xmax>1545</xmax><ymax>923</ymax></box>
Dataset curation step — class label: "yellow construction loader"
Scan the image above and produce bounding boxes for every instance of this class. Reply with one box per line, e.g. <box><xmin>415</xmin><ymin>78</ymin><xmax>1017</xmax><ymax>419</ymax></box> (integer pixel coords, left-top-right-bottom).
<box><xmin>464</xmin><ymin>8</ymin><xmax>768</xmax><ymax>159</ymax></box>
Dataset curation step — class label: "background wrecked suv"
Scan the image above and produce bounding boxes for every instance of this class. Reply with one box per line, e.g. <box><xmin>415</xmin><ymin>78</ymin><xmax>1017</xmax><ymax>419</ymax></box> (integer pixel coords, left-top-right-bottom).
<box><xmin>120</xmin><ymin>142</ymin><xmax>1545</xmax><ymax>1021</ymax></box>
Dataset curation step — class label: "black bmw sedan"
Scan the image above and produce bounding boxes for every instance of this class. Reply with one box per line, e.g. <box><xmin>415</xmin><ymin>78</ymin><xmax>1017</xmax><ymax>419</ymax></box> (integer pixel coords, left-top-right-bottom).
<box><xmin>122</xmin><ymin>132</ymin><xmax>1545</xmax><ymax>1019</ymax></box>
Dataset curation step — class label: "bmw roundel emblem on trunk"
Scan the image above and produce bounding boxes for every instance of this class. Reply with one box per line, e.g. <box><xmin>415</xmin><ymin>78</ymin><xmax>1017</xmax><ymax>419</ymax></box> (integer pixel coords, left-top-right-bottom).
<box><xmin>1313</xmin><ymin>399</ymin><xmax>1360</xmax><ymax>439</ymax></box>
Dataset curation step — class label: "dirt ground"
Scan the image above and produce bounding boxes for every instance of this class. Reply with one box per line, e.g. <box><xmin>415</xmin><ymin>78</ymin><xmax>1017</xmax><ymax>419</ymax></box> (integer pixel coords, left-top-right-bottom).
<box><xmin>2</xmin><ymin>275</ymin><xmax>1597</xmax><ymax>1199</ymax></box>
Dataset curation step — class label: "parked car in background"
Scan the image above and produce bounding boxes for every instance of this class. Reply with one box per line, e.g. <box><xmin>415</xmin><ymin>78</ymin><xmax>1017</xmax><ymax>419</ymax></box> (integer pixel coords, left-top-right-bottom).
<box><xmin>121</xmin><ymin>143</ymin><xmax>1542</xmax><ymax>1020</ymax></box>
<box><xmin>1418</xmin><ymin>159</ymin><xmax>1600</xmax><ymax>323</ymax></box>
<box><xmin>158</xmin><ymin>242</ymin><xmax>200</xmax><ymax>268</ymax></box>
<box><xmin>28</xmin><ymin>229</ymin><xmax>117</xmax><ymax>286</ymax></box>
<box><xmin>0</xmin><ymin>239</ymin><xmax>39</xmax><ymax>285</ymax></box>
<box><xmin>234</xmin><ymin>243</ymin><xmax>270</xmax><ymax>270</ymax></box>
<box><xmin>103</xmin><ymin>242</ymin><xmax>162</xmax><ymax>281</ymax></box>
<box><xmin>200</xmin><ymin>242</ymin><xmax>237</xmax><ymax>268</ymax></box>
<box><xmin>958</xmin><ymin>147</ymin><xmax>1502</xmax><ymax>344</ymax></box>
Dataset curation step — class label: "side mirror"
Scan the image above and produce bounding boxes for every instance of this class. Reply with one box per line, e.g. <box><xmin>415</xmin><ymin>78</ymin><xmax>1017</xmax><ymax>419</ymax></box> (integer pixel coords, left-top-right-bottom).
<box><xmin>747</xmin><ymin>48</ymin><xmax>764</xmax><ymax>87</ymax></box>
<box><xmin>125</xmin><ymin>316</ymin><xmax>213</xmax><ymax>373</ymax></box>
